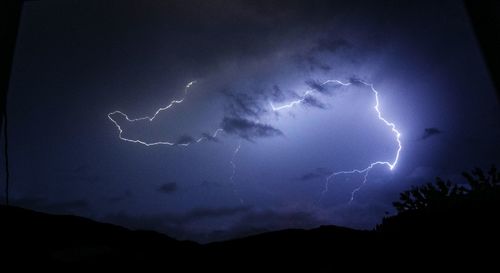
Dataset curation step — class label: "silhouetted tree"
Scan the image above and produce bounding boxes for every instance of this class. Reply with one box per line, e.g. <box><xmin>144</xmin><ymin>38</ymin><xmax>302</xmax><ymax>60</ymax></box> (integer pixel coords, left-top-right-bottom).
<box><xmin>393</xmin><ymin>165</ymin><xmax>499</xmax><ymax>213</ymax></box>
<box><xmin>463</xmin><ymin>166</ymin><xmax>499</xmax><ymax>191</ymax></box>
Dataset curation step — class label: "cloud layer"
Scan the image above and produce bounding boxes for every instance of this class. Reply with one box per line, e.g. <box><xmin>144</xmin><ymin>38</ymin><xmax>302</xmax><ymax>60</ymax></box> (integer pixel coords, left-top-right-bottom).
<box><xmin>221</xmin><ymin>117</ymin><xmax>283</xmax><ymax>140</ymax></box>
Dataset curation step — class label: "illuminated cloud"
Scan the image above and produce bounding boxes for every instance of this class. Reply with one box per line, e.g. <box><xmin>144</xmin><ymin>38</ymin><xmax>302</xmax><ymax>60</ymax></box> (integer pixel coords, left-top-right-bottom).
<box><xmin>421</xmin><ymin>127</ymin><xmax>442</xmax><ymax>140</ymax></box>
<box><xmin>221</xmin><ymin>117</ymin><xmax>283</xmax><ymax>140</ymax></box>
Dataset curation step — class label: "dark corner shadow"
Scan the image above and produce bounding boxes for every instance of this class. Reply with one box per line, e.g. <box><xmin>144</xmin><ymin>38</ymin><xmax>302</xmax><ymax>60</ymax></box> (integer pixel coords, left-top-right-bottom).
<box><xmin>465</xmin><ymin>0</ymin><xmax>500</xmax><ymax>102</ymax></box>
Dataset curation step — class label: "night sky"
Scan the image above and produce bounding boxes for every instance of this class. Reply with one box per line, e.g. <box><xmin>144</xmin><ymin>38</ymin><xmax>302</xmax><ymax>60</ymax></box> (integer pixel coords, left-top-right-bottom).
<box><xmin>4</xmin><ymin>0</ymin><xmax>500</xmax><ymax>242</ymax></box>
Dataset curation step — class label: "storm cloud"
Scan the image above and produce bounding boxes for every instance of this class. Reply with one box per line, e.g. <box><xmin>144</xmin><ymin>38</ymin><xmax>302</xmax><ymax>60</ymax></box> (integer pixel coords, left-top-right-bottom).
<box><xmin>221</xmin><ymin>117</ymin><xmax>283</xmax><ymax>140</ymax></box>
<box><xmin>158</xmin><ymin>182</ymin><xmax>178</xmax><ymax>194</ymax></box>
<box><xmin>421</xmin><ymin>128</ymin><xmax>442</xmax><ymax>140</ymax></box>
<box><xmin>201</xmin><ymin>132</ymin><xmax>219</xmax><ymax>142</ymax></box>
<box><xmin>299</xmin><ymin>168</ymin><xmax>332</xmax><ymax>181</ymax></box>
<box><xmin>313</xmin><ymin>38</ymin><xmax>351</xmax><ymax>53</ymax></box>
<box><xmin>222</xmin><ymin>90</ymin><xmax>268</xmax><ymax>119</ymax></box>
<box><xmin>302</xmin><ymin>96</ymin><xmax>327</xmax><ymax>109</ymax></box>
<box><xmin>305</xmin><ymin>80</ymin><xmax>328</xmax><ymax>94</ymax></box>
<box><xmin>176</xmin><ymin>135</ymin><xmax>195</xmax><ymax>145</ymax></box>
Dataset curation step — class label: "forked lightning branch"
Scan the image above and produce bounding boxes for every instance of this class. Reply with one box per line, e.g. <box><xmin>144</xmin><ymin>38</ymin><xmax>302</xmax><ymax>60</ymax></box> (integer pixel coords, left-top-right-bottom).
<box><xmin>107</xmin><ymin>79</ymin><xmax>402</xmax><ymax>202</ymax></box>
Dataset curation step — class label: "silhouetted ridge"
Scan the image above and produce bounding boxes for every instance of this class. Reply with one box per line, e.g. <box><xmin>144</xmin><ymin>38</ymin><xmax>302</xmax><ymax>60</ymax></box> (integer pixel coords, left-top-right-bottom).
<box><xmin>2</xmin><ymin>166</ymin><xmax>499</xmax><ymax>269</ymax></box>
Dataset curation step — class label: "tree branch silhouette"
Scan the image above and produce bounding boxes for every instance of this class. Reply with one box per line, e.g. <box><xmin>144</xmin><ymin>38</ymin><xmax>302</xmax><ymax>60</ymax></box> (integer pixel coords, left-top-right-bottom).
<box><xmin>393</xmin><ymin>165</ymin><xmax>499</xmax><ymax>213</ymax></box>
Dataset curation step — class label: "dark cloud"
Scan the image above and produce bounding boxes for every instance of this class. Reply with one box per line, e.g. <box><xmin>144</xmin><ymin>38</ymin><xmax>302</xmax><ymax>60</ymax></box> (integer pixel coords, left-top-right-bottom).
<box><xmin>299</xmin><ymin>168</ymin><xmax>331</xmax><ymax>181</ymax></box>
<box><xmin>176</xmin><ymin>135</ymin><xmax>195</xmax><ymax>145</ymax></box>
<box><xmin>305</xmin><ymin>56</ymin><xmax>332</xmax><ymax>71</ymax></box>
<box><xmin>300</xmin><ymin>172</ymin><xmax>323</xmax><ymax>181</ymax></box>
<box><xmin>221</xmin><ymin>117</ymin><xmax>283</xmax><ymax>140</ymax></box>
<box><xmin>201</xmin><ymin>132</ymin><xmax>219</xmax><ymax>142</ymax></box>
<box><xmin>302</xmin><ymin>96</ymin><xmax>326</xmax><ymax>109</ymax></box>
<box><xmin>270</xmin><ymin>85</ymin><xmax>287</xmax><ymax>102</ymax></box>
<box><xmin>296</xmin><ymin>38</ymin><xmax>351</xmax><ymax>71</ymax></box>
<box><xmin>348</xmin><ymin>76</ymin><xmax>366</xmax><ymax>86</ymax></box>
<box><xmin>305</xmin><ymin>80</ymin><xmax>327</xmax><ymax>93</ymax></box>
<box><xmin>421</xmin><ymin>127</ymin><xmax>442</xmax><ymax>140</ymax></box>
<box><xmin>294</xmin><ymin>53</ymin><xmax>332</xmax><ymax>72</ymax></box>
<box><xmin>158</xmin><ymin>182</ymin><xmax>178</xmax><ymax>194</ymax></box>
<box><xmin>314</xmin><ymin>38</ymin><xmax>351</xmax><ymax>53</ymax></box>
<box><xmin>304</xmin><ymin>79</ymin><xmax>343</xmax><ymax>96</ymax></box>
<box><xmin>222</xmin><ymin>90</ymin><xmax>268</xmax><ymax>119</ymax></box>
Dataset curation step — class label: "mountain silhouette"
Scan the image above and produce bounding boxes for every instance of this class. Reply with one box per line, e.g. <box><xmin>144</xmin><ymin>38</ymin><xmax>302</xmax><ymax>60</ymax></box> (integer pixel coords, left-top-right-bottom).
<box><xmin>2</xmin><ymin>166</ymin><xmax>499</xmax><ymax>270</ymax></box>
<box><xmin>3</xmin><ymin>201</ymin><xmax>499</xmax><ymax>270</ymax></box>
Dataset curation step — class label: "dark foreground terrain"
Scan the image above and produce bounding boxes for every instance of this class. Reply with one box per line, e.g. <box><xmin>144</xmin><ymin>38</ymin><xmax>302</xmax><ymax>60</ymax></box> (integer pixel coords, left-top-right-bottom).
<box><xmin>2</xmin><ymin>201</ymin><xmax>499</xmax><ymax>270</ymax></box>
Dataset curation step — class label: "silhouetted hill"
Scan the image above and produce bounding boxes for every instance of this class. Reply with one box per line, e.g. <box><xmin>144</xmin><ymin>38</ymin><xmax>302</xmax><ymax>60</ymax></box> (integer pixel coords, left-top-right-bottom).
<box><xmin>2</xmin><ymin>205</ymin><xmax>379</xmax><ymax>270</ymax></box>
<box><xmin>2</xmin><ymin>202</ymin><xmax>499</xmax><ymax>270</ymax></box>
<box><xmin>2</xmin><ymin>205</ymin><xmax>199</xmax><ymax>267</ymax></box>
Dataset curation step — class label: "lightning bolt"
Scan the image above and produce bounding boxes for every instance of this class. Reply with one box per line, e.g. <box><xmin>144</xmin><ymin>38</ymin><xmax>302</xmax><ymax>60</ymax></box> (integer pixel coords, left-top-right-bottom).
<box><xmin>109</xmin><ymin>78</ymin><xmax>401</xmax><ymax>204</ymax></box>
<box><xmin>229</xmin><ymin>141</ymin><xmax>241</xmax><ymax>183</ymax></box>
<box><xmin>107</xmin><ymin>81</ymin><xmax>224</xmax><ymax>146</ymax></box>
<box><xmin>270</xmin><ymin>79</ymin><xmax>402</xmax><ymax>203</ymax></box>
<box><xmin>107</xmin><ymin>80</ymin><xmax>244</xmax><ymax>203</ymax></box>
<box><xmin>229</xmin><ymin>140</ymin><xmax>244</xmax><ymax>204</ymax></box>
<box><xmin>269</xmin><ymin>80</ymin><xmax>350</xmax><ymax>111</ymax></box>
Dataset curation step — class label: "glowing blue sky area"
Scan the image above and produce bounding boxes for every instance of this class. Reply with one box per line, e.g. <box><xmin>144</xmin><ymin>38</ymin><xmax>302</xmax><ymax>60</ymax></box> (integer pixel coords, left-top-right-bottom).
<box><xmin>3</xmin><ymin>0</ymin><xmax>499</xmax><ymax>242</ymax></box>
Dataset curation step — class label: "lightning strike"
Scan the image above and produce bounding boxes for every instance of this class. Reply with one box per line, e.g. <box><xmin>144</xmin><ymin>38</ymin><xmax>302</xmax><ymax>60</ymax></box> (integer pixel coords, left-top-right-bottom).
<box><xmin>107</xmin><ymin>81</ymin><xmax>224</xmax><ymax>147</ymax></box>
<box><xmin>269</xmin><ymin>80</ymin><xmax>351</xmax><ymax>111</ymax></box>
<box><xmin>108</xmin><ymin>77</ymin><xmax>402</xmax><ymax>203</ymax></box>
<box><xmin>229</xmin><ymin>140</ymin><xmax>243</xmax><ymax>204</ymax></box>
<box><xmin>107</xmin><ymin>80</ymin><xmax>246</xmax><ymax>202</ymax></box>
<box><xmin>271</xmin><ymin>79</ymin><xmax>402</xmax><ymax>203</ymax></box>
